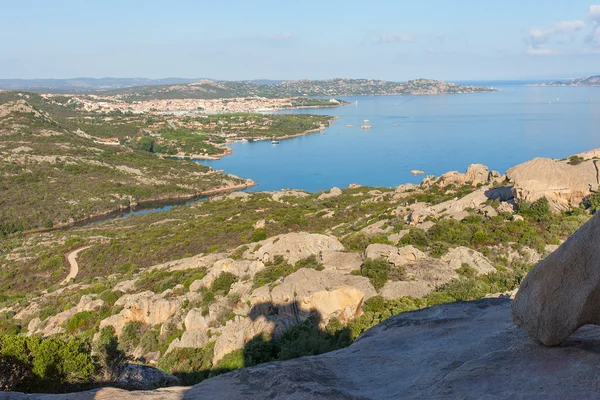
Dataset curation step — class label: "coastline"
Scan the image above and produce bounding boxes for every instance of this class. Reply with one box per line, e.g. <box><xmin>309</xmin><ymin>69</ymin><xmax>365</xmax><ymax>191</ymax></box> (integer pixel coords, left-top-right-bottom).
<box><xmin>17</xmin><ymin>180</ymin><xmax>256</xmax><ymax>235</ymax></box>
<box><xmin>175</xmin><ymin>117</ymin><xmax>339</xmax><ymax>161</ymax></box>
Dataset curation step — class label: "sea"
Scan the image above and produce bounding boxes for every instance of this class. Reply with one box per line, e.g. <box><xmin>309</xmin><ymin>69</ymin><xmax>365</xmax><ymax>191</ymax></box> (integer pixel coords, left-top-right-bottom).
<box><xmin>198</xmin><ymin>82</ymin><xmax>600</xmax><ymax>193</ymax></box>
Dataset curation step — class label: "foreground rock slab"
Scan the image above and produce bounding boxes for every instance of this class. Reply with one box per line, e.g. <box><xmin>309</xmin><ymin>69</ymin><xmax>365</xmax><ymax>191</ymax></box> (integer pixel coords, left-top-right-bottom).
<box><xmin>512</xmin><ymin>211</ymin><xmax>600</xmax><ymax>345</ymax></box>
<box><xmin>10</xmin><ymin>299</ymin><xmax>600</xmax><ymax>399</ymax></box>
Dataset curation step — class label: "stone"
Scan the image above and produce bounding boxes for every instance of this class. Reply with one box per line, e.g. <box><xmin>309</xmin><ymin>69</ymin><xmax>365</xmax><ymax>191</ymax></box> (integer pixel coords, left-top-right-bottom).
<box><xmin>407</xmin><ymin>188</ymin><xmax>490</xmax><ymax>225</ymax></box>
<box><xmin>166</xmin><ymin>330</ymin><xmax>209</xmax><ymax>353</ymax></box>
<box><xmin>441</xmin><ymin>247</ymin><xmax>496</xmax><ymax>275</ymax></box>
<box><xmin>253</xmin><ymin>219</ymin><xmax>265</xmax><ymax>229</ymax></box>
<box><xmin>251</xmin><ymin>232</ymin><xmax>344</xmax><ymax>264</ymax></box>
<box><xmin>268</xmin><ymin>268</ymin><xmax>377</xmax><ymax>323</ymax></box>
<box><xmin>506</xmin><ymin>156</ymin><xmax>599</xmax><ymax>212</ymax></box>
<box><xmin>317</xmin><ymin>187</ymin><xmax>342</xmax><ymax>200</ymax></box>
<box><xmin>115</xmin><ymin>364</ymin><xmax>180</xmax><ymax>390</ymax></box>
<box><xmin>213</xmin><ymin>316</ymin><xmax>277</xmax><ymax>364</ymax></box>
<box><xmin>40</xmin><ymin>295</ymin><xmax>105</xmax><ymax>336</ymax></box>
<box><xmin>403</xmin><ymin>258</ymin><xmax>458</xmax><ymax>287</ymax></box>
<box><xmin>416</xmin><ymin>221</ymin><xmax>435</xmax><ymax>231</ymax></box>
<box><xmin>320</xmin><ymin>251</ymin><xmax>362</xmax><ymax>272</ymax></box>
<box><xmin>380</xmin><ymin>281</ymin><xmax>432</xmax><ymax>300</ymax></box>
<box><xmin>271</xmin><ymin>190</ymin><xmax>310</xmax><ymax>202</ymax></box>
<box><xmin>100</xmin><ymin>292</ymin><xmax>182</xmax><ymax>336</ymax></box>
<box><xmin>512</xmin><ymin>214</ymin><xmax>524</xmax><ymax>221</ymax></box>
<box><xmin>512</xmin><ymin>212</ymin><xmax>600</xmax><ymax>345</ymax></box>
<box><xmin>184</xmin><ymin>308</ymin><xmax>209</xmax><ymax>331</ymax></box>
<box><xmin>478</xmin><ymin>205</ymin><xmax>498</xmax><ymax>217</ymax></box>
<box><xmin>360</xmin><ymin>220</ymin><xmax>393</xmax><ymax>234</ymax></box>
<box><xmin>185</xmin><ymin>298</ymin><xmax>600</xmax><ymax>400</ymax></box>
<box><xmin>496</xmin><ymin>201</ymin><xmax>515</xmax><ymax>214</ymax></box>
<box><xmin>464</xmin><ymin>163</ymin><xmax>490</xmax><ymax>185</ymax></box>
<box><xmin>387</xmin><ymin>230</ymin><xmax>408</xmax><ymax>244</ymax></box>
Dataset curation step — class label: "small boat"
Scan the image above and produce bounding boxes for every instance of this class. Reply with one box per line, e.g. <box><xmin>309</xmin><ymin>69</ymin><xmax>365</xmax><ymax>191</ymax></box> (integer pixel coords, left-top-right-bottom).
<box><xmin>360</xmin><ymin>125</ymin><xmax>372</xmax><ymax>130</ymax></box>
<box><xmin>363</xmin><ymin>119</ymin><xmax>370</xmax><ymax>123</ymax></box>
<box><xmin>346</xmin><ymin>124</ymin><xmax>355</xmax><ymax>128</ymax></box>
<box><xmin>240</xmin><ymin>138</ymin><xmax>248</xmax><ymax>143</ymax></box>
<box><xmin>271</xmin><ymin>140</ymin><xmax>280</xmax><ymax>144</ymax></box>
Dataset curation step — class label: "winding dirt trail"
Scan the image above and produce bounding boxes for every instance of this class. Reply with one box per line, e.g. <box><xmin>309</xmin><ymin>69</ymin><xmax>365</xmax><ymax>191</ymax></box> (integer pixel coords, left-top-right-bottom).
<box><xmin>61</xmin><ymin>245</ymin><xmax>92</xmax><ymax>284</ymax></box>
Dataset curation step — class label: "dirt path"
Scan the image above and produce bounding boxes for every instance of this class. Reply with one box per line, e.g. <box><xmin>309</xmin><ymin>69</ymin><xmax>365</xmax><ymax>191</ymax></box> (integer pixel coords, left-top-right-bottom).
<box><xmin>61</xmin><ymin>245</ymin><xmax>93</xmax><ymax>284</ymax></box>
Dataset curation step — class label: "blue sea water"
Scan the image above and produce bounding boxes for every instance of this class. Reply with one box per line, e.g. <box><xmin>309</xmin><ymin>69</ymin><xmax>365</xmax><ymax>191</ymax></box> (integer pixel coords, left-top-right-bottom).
<box><xmin>199</xmin><ymin>84</ymin><xmax>600</xmax><ymax>193</ymax></box>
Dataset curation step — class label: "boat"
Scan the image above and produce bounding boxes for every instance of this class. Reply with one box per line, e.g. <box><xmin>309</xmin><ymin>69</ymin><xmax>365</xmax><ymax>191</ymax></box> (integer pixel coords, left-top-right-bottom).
<box><xmin>271</xmin><ymin>140</ymin><xmax>280</xmax><ymax>144</ymax></box>
<box><xmin>346</xmin><ymin>124</ymin><xmax>355</xmax><ymax>128</ymax></box>
<box><xmin>360</xmin><ymin>125</ymin><xmax>372</xmax><ymax>130</ymax></box>
<box><xmin>240</xmin><ymin>138</ymin><xmax>248</xmax><ymax>143</ymax></box>
<box><xmin>363</xmin><ymin>119</ymin><xmax>370</xmax><ymax>123</ymax></box>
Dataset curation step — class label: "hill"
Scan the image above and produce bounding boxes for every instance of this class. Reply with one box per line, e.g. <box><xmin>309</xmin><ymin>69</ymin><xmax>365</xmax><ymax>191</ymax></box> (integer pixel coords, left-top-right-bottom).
<box><xmin>542</xmin><ymin>75</ymin><xmax>600</xmax><ymax>86</ymax></box>
<box><xmin>99</xmin><ymin>78</ymin><xmax>497</xmax><ymax>101</ymax></box>
<box><xmin>0</xmin><ymin>78</ymin><xmax>199</xmax><ymax>92</ymax></box>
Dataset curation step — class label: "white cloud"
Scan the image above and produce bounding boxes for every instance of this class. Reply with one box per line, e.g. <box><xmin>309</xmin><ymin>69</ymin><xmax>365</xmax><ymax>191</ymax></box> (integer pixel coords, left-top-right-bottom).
<box><xmin>526</xmin><ymin>20</ymin><xmax>585</xmax><ymax>48</ymax></box>
<box><xmin>526</xmin><ymin>46</ymin><xmax>560</xmax><ymax>56</ymax></box>
<box><xmin>588</xmin><ymin>5</ymin><xmax>600</xmax><ymax>23</ymax></box>
<box><xmin>371</xmin><ymin>33</ymin><xmax>414</xmax><ymax>45</ymax></box>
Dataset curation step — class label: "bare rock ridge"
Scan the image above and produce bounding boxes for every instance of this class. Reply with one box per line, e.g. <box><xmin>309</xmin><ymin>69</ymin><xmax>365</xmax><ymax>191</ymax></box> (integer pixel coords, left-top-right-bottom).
<box><xmin>511</xmin><ymin>211</ymin><xmax>600</xmax><ymax>345</ymax></box>
<box><xmin>11</xmin><ymin>298</ymin><xmax>600</xmax><ymax>399</ymax></box>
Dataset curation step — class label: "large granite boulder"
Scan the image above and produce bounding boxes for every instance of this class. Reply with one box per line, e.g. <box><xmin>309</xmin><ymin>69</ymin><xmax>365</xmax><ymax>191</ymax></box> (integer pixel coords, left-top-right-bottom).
<box><xmin>512</xmin><ymin>211</ymin><xmax>600</xmax><ymax>345</ymax></box>
<box><xmin>506</xmin><ymin>156</ymin><xmax>599</xmax><ymax>212</ymax></box>
<box><xmin>441</xmin><ymin>246</ymin><xmax>496</xmax><ymax>275</ymax></box>
<box><xmin>250</xmin><ymin>232</ymin><xmax>344</xmax><ymax>264</ymax></box>
<box><xmin>115</xmin><ymin>364</ymin><xmax>180</xmax><ymax>390</ymax></box>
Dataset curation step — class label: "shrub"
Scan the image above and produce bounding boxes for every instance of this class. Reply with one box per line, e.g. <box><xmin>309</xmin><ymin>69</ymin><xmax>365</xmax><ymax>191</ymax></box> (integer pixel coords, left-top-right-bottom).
<box><xmin>360</xmin><ymin>258</ymin><xmax>389</xmax><ymax>290</ymax></box>
<box><xmin>157</xmin><ymin>344</ymin><xmax>214</xmax><ymax>385</ymax></box>
<box><xmin>294</xmin><ymin>255</ymin><xmax>324</xmax><ymax>271</ymax></box>
<box><xmin>250</xmin><ymin>228</ymin><xmax>267</xmax><ymax>242</ymax></box>
<box><xmin>66</xmin><ymin>311</ymin><xmax>95</xmax><ymax>334</ymax></box>
<box><xmin>210</xmin><ymin>272</ymin><xmax>238</xmax><ymax>296</ymax></box>
<box><xmin>341</xmin><ymin>232</ymin><xmax>370</xmax><ymax>252</ymax></box>
<box><xmin>119</xmin><ymin>321</ymin><xmax>143</xmax><ymax>353</ymax></box>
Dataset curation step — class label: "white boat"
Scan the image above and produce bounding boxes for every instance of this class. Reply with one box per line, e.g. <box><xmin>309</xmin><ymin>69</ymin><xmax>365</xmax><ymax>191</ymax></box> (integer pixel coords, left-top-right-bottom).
<box><xmin>271</xmin><ymin>140</ymin><xmax>280</xmax><ymax>144</ymax></box>
<box><xmin>240</xmin><ymin>138</ymin><xmax>248</xmax><ymax>143</ymax></box>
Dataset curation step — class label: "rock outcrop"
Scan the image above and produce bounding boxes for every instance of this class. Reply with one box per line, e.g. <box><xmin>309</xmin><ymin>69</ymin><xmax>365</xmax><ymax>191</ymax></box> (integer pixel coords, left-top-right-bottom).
<box><xmin>249</xmin><ymin>232</ymin><xmax>344</xmax><ymax>264</ymax></box>
<box><xmin>506</xmin><ymin>156</ymin><xmax>599</xmax><ymax>212</ymax></box>
<box><xmin>441</xmin><ymin>246</ymin><xmax>496</xmax><ymax>275</ymax></box>
<box><xmin>16</xmin><ymin>298</ymin><xmax>600</xmax><ymax>399</ymax></box>
<box><xmin>512</xmin><ymin>211</ymin><xmax>600</xmax><ymax>345</ymax></box>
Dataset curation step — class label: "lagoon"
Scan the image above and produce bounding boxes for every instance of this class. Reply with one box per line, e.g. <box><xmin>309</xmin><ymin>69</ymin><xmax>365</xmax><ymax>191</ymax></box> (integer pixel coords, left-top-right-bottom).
<box><xmin>199</xmin><ymin>84</ymin><xmax>600</xmax><ymax>192</ymax></box>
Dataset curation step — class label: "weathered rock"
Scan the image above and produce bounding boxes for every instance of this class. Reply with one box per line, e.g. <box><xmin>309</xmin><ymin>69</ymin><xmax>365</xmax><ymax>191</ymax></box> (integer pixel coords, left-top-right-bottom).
<box><xmin>184</xmin><ymin>308</ymin><xmax>209</xmax><ymax>331</ymax></box>
<box><xmin>271</xmin><ymin>190</ymin><xmax>310</xmax><ymax>202</ymax></box>
<box><xmin>512</xmin><ymin>212</ymin><xmax>600</xmax><ymax>345</ymax></box>
<box><xmin>317</xmin><ymin>187</ymin><xmax>342</xmax><ymax>200</ymax></box>
<box><xmin>506</xmin><ymin>157</ymin><xmax>599</xmax><ymax>212</ymax></box>
<box><xmin>39</xmin><ymin>295</ymin><xmax>105</xmax><ymax>336</ymax></box>
<box><xmin>269</xmin><ymin>268</ymin><xmax>377</xmax><ymax>323</ymax></box>
<box><xmin>213</xmin><ymin>315</ymin><xmax>277</xmax><ymax>363</ymax></box>
<box><xmin>250</xmin><ymin>232</ymin><xmax>344</xmax><ymax>264</ymax></box>
<box><xmin>464</xmin><ymin>163</ymin><xmax>490</xmax><ymax>185</ymax></box>
<box><xmin>360</xmin><ymin>220</ymin><xmax>393</xmax><ymax>234</ymax></box>
<box><xmin>380</xmin><ymin>281</ymin><xmax>432</xmax><ymax>300</ymax></box>
<box><xmin>496</xmin><ymin>201</ymin><xmax>515</xmax><ymax>214</ymax></box>
<box><xmin>441</xmin><ymin>247</ymin><xmax>496</xmax><ymax>275</ymax></box>
<box><xmin>408</xmin><ymin>188</ymin><xmax>490</xmax><ymax>225</ymax></box>
<box><xmin>184</xmin><ymin>298</ymin><xmax>600</xmax><ymax>400</ymax></box>
<box><xmin>387</xmin><ymin>230</ymin><xmax>409</xmax><ymax>244</ymax></box>
<box><xmin>403</xmin><ymin>259</ymin><xmax>459</xmax><ymax>288</ymax></box>
<box><xmin>100</xmin><ymin>292</ymin><xmax>182</xmax><ymax>335</ymax></box>
<box><xmin>166</xmin><ymin>330</ymin><xmax>209</xmax><ymax>353</ymax></box>
<box><xmin>320</xmin><ymin>250</ymin><xmax>362</xmax><ymax>272</ymax></box>
<box><xmin>115</xmin><ymin>364</ymin><xmax>180</xmax><ymax>390</ymax></box>
<box><xmin>198</xmin><ymin>258</ymin><xmax>265</xmax><ymax>289</ymax></box>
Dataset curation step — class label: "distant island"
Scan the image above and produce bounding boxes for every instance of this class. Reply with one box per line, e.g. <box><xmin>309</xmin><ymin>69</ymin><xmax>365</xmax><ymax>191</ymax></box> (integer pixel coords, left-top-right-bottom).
<box><xmin>0</xmin><ymin>78</ymin><xmax>498</xmax><ymax>99</ymax></box>
<box><xmin>537</xmin><ymin>74</ymin><xmax>600</xmax><ymax>86</ymax></box>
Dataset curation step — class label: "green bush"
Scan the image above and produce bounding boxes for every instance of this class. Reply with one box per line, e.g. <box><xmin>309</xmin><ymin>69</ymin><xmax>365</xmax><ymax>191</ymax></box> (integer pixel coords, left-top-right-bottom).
<box><xmin>66</xmin><ymin>311</ymin><xmax>95</xmax><ymax>334</ymax></box>
<box><xmin>360</xmin><ymin>258</ymin><xmax>389</xmax><ymax>290</ymax></box>
<box><xmin>157</xmin><ymin>344</ymin><xmax>214</xmax><ymax>385</ymax></box>
<box><xmin>250</xmin><ymin>228</ymin><xmax>267</xmax><ymax>242</ymax></box>
<box><xmin>119</xmin><ymin>321</ymin><xmax>143</xmax><ymax>353</ymax></box>
<box><xmin>341</xmin><ymin>232</ymin><xmax>370</xmax><ymax>252</ymax></box>
<box><xmin>210</xmin><ymin>272</ymin><xmax>238</xmax><ymax>296</ymax></box>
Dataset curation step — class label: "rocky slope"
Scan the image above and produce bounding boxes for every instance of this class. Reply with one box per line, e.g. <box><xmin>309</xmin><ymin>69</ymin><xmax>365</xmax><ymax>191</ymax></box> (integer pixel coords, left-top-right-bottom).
<box><xmin>10</xmin><ymin>297</ymin><xmax>600</xmax><ymax>399</ymax></box>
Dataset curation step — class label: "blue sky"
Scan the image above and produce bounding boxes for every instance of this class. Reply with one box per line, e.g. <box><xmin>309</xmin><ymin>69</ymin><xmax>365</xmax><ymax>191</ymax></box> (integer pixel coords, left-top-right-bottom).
<box><xmin>1</xmin><ymin>0</ymin><xmax>599</xmax><ymax>80</ymax></box>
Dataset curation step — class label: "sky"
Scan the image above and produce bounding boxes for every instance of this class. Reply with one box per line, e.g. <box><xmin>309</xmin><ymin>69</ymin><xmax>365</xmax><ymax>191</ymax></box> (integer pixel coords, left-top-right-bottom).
<box><xmin>1</xmin><ymin>0</ymin><xmax>600</xmax><ymax>81</ymax></box>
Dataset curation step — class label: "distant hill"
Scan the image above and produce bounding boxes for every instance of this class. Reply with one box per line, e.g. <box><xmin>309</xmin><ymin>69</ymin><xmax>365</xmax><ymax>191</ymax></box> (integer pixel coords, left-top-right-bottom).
<box><xmin>0</xmin><ymin>77</ymin><xmax>199</xmax><ymax>92</ymax></box>
<box><xmin>85</xmin><ymin>78</ymin><xmax>498</xmax><ymax>100</ymax></box>
<box><xmin>543</xmin><ymin>75</ymin><xmax>600</xmax><ymax>86</ymax></box>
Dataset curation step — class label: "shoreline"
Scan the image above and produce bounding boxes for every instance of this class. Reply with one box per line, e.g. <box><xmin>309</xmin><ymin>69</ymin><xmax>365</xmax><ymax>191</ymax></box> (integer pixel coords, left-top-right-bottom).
<box><xmin>183</xmin><ymin>117</ymin><xmax>339</xmax><ymax>161</ymax></box>
<box><xmin>17</xmin><ymin>181</ymin><xmax>256</xmax><ymax>235</ymax></box>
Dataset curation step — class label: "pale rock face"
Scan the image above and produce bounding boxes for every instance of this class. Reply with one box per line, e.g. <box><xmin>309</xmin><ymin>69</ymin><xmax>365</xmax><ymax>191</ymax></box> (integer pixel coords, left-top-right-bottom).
<box><xmin>166</xmin><ymin>330</ymin><xmax>209</xmax><ymax>353</ymax></box>
<box><xmin>271</xmin><ymin>190</ymin><xmax>310</xmax><ymax>202</ymax></box>
<box><xmin>441</xmin><ymin>247</ymin><xmax>496</xmax><ymax>275</ymax></box>
<box><xmin>506</xmin><ymin>157</ymin><xmax>599</xmax><ymax>212</ymax></box>
<box><xmin>40</xmin><ymin>295</ymin><xmax>105</xmax><ymax>336</ymax></box>
<box><xmin>478</xmin><ymin>205</ymin><xmax>498</xmax><ymax>218</ymax></box>
<box><xmin>387</xmin><ymin>230</ymin><xmax>409</xmax><ymax>244</ymax></box>
<box><xmin>250</xmin><ymin>232</ymin><xmax>344</xmax><ymax>264</ymax></box>
<box><xmin>199</xmin><ymin>258</ymin><xmax>265</xmax><ymax>289</ymax></box>
<box><xmin>364</xmin><ymin>244</ymin><xmax>426</xmax><ymax>266</ymax></box>
<box><xmin>416</xmin><ymin>221</ymin><xmax>435</xmax><ymax>231</ymax></box>
<box><xmin>496</xmin><ymin>201</ymin><xmax>515</xmax><ymax>214</ymax></box>
<box><xmin>184</xmin><ymin>308</ymin><xmax>209</xmax><ymax>331</ymax></box>
<box><xmin>513</xmin><ymin>214</ymin><xmax>524</xmax><ymax>221</ymax></box>
<box><xmin>320</xmin><ymin>250</ymin><xmax>362</xmax><ymax>272</ymax></box>
<box><xmin>268</xmin><ymin>268</ymin><xmax>377</xmax><ymax>323</ymax></box>
<box><xmin>213</xmin><ymin>315</ymin><xmax>276</xmax><ymax>364</ymax></box>
<box><xmin>380</xmin><ymin>280</ymin><xmax>432</xmax><ymax>300</ymax></box>
<box><xmin>403</xmin><ymin>259</ymin><xmax>459</xmax><ymax>287</ymax></box>
<box><xmin>317</xmin><ymin>187</ymin><xmax>342</xmax><ymax>200</ymax></box>
<box><xmin>408</xmin><ymin>188</ymin><xmax>489</xmax><ymax>225</ymax></box>
<box><xmin>100</xmin><ymin>291</ymin><xmax>182</xmax><ymax>336</ymax></box>
<box><xmin>512</xmin><ymin>212</ymin><xmax>600</xmax><ymax>345</ymax></box>
<box><xmin>465</xmin><ymin>164</ymin><xmax>490</xmax><ymax>186</ymax></box>
<box><xmin>253</xmin><ymin>219</ymin><xmax>265</xmax><ymax>229</ymax></box>
<box><xmin>360</xmin><ymin>220</ymin><xmax>393</xmax><ymax>234</ymax></box>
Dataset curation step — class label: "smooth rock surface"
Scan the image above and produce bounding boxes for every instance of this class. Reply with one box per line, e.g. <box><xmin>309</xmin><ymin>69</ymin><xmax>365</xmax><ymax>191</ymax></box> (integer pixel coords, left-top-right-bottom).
<box><xmin>512</xmin><ymin>211</ymin><xmax>600</xmax><ymax>345</ymax></box>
